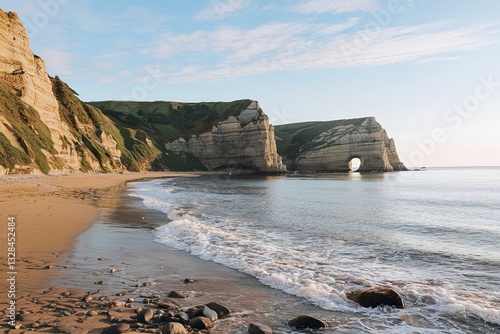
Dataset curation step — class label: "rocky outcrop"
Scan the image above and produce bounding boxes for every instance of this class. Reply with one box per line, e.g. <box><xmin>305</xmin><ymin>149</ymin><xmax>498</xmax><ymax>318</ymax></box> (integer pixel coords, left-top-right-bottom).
<box><xmin>346</xmin><ymin>286</ymin><xmax>405</xmax><ymax>309</ymax></box>
<box><xmin>275</xmin><ymin>117</ymin><xmax>407</xmax><ymax>172</ymax></box>
<box><xmin>165</xmin><ymin>101</ymin><xmax>286</xmax><ymax>172</ymax></box>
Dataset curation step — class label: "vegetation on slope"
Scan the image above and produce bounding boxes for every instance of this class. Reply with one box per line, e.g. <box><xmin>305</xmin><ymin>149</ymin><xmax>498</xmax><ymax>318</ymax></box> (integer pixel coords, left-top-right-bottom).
<box><xmin>53</xmin><ymin>77</ymin><xmax>171</xmax><ymax>172</ymax></box>
<box><xmin>89</xmin><ymin>99</ymin><xmax>254</xmax><ymax>171</ymax></box>
<box><xmin>89</xmin><ymin>100</ymin><xmax>253</xmax><ymax>142</ymax></box>
<box><xmin>274</xmin><ymin>118</ymin><xmax>367</xmax><ymax>160</ymax></box>
<box><xmin>0</xmin><ymin>80</ymin><xmax>56</xmax><ymax>173</ymax></box>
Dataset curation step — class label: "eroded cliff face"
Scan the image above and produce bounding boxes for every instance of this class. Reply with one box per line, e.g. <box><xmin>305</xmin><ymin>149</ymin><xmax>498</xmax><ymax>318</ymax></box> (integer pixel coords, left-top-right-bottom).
<box><xmin>165</xmin><ymin>101</ymin><xmax>286</xmax><ymax>172</ymax></box>
<box><xmin>0</xmin><ymin>10</ymin><xmax>145</xmax><ymax>174</ymax></box>
<box><xmin>0</xmin><ymin>10</ymin><xmax>80</xmax><ymax>171</ymax></box>
<box><xmin>275</xmin><ymin>117</ymin><xmax>407</xmax><ymax>172</ymax></box>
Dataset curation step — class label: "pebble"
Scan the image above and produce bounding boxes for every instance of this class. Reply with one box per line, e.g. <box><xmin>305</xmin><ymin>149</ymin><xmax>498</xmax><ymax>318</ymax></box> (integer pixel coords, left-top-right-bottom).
<box><xmin>161</xmin><ymin>322</ymin><xmax>188</xmax><ymax>334</ymax></box>
<box><xmin>184</xmin><ymin>278</ymin><xmax>196</xmax><ymax>283</ymax></box>
<box><xmin>98</xmin><ymin>257</ymin><xmax>107</xmax><ymax>261</ymax></box>
<box><xmin>86</xmin><ymin>310</ymin><xmax>98</xmax><ymax>317</ymax></box>
<box><xmin>138</xmin><ymin>308</ymin><xmax>155</xmax><ymax>323</ymax></box>
<box><xmin>102</xmin><ymin>323</ymin><xmax>131</xmax><ymax>334</ymax></box>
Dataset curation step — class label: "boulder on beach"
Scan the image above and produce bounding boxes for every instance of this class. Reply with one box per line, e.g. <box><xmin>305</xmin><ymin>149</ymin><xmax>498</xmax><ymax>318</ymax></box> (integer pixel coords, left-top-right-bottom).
<box><xmin>205</xmin><ymin>302</ymin><xmax>230</xmax><ymax>319</ymax></box>
<box><xmin>248</xmin><ymin>322</ymin><xmax>273</xmax><ymax>334</ymax></box>
<box><xmin>161</xmin><ymin>322</ymin><xmax>187</xmax><ymax>334</ymax></box>
<box><xmin>346</xmin><ymin>286</ymin><xmax>405</xmax><ymax>309</ymax></box>
<box><xmin>288</xmin><ymin>315</ymin><xmax>328</xmax><ymax>329</ymax></box>
<box><xmin>168</xmin><ymin>290</ymin><xmax>186</xmax><ymax>298</ymax></box>
<box><xmin>189</xmin><ymin>316</ymin><xmax>214</xmax><ymax>330</ymax></box>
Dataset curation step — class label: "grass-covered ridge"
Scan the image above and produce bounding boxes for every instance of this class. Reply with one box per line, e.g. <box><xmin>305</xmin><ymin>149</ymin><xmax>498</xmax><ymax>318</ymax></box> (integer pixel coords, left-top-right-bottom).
<box><xmin>53</xmin><ymin>77</ymin><xmax>164</xmax><ymax>172</ymax></box>
<box><xmin>89</xmin><ymin>100</ymin><xmax>253</xmax><ymax>143</ymax></box>
<box><xmin>274</xmin><ymin>118</ymin><xmax>368</xmax><ymax>160</ymax></box>
<box><xmin>0</xmin><ymin>80</ymin><xmax>56</xmax><ymax>173</ymax></box>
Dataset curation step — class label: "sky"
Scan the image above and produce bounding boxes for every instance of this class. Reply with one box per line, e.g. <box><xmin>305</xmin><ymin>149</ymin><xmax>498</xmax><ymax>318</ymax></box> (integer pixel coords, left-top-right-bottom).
<box><xmin>4</xmin><ymin>0</ymin><xmax>500</xmax><ymax>167</ymax></box>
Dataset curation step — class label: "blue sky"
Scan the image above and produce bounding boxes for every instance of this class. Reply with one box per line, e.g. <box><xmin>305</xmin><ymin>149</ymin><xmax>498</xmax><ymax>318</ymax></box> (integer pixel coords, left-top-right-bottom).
<box><xmin>4</xmin><ymin>0</ymin><xmax>500</xmax><ymax>167</ymax></box>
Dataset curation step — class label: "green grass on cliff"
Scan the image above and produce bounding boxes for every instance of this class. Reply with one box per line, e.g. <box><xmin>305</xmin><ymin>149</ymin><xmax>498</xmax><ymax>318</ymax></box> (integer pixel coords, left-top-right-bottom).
<box><xmin>88</xmin><ymin>99</ymin><xmax>253</xmax><ymax>171</ymax></box>
<box><xmin>89</xmin><ymin>100</ymin><xmax>253</xmax><ymax>143</ymax></box>
<box><xmin>0</xmin><ymin>81</ymin><xmax>55</xmax><ymax>173</ymax></box>
<box><xmin>53</xmin><ymin>77</ymin><xmax>164</xmax><ymax>172</ymax></box>
<box><xmin>274</xmin><ymin>118</ymin><xmax>367</xmax><ymax>160</ymax></box>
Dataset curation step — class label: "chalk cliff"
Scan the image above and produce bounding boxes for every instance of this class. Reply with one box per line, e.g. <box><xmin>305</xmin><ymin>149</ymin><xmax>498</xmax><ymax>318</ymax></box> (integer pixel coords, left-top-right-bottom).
<box><xmin>0</xmin><ymin>9</ymin><xmax>160</xmax><ymax>174</ymax></box>
<box><xmin>165</xmin><ymin>101</ymin><xmax>285</xmax><ymax>172</ymax></box>
<box><xmin>275</xmin><ymin>117</ymin><xmax>407</xmax><ymax>172</ymax></box>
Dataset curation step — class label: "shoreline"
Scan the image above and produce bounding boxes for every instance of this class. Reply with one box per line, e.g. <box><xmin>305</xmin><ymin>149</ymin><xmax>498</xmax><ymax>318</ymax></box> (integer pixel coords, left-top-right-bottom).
<box><xmin>0</xmin><ymin>172</ymin><xmax>198</xmax><ymax>330</ymax></box>
<box><xmin>0</xmin><ymin>172</ymin><xmax>341</xmax><ymax>333</ymax></box>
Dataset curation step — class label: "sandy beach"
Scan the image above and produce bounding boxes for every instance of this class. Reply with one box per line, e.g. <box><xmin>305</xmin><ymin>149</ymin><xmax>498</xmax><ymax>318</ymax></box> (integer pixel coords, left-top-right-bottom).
<box><xmin>0</xmin><ymin>172</ymin><xmax>198</xmax><ymax>332</ymax></box>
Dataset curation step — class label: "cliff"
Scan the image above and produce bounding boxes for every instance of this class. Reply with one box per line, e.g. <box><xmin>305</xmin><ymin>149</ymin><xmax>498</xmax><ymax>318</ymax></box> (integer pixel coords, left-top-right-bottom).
<box><xmin>0</xmin><ymin>9</ymin><xmax>160</xmax><ymax>174</ymax></box>
<box><xmin>275</xmin><ymin>117</ymin><xmax>407</xmax><ymax>172</ymax></box>
<box><xmin>165</xmin><ymin>101</ymin><xmax>285</xmax><ymax>172</ymax></box>
<box><xmin>91</xmin><ymin>100</ymin><xmax>286</xmax><ymax>172</ymax></box>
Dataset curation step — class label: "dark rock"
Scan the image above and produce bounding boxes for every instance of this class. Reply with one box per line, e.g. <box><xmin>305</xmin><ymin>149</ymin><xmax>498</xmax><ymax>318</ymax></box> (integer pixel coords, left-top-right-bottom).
<box><xmin>184</xmin><ymin>278</ymin><xmax>196</xmax><ymax>283</ymax></box>
<box><xmin>205</xmin><ymin>302</ymin><xmax>230</xmax><ymax>319</ymax></box>
<box><xmin>94</xmin><ymin>281</ymin><xmax>106</xmax><ymax>285</ymax></box>
<box><xmin>288</xmin><ymin>315</ymin><xmax>328</xmax><ymax>329</ymax></box>
<box><xmin>157</xmin><ymin>301</ymin><xmax>177</xmax><ymax>310</ymax></box>
<box><xmin>101</xmin><ymin>323</ymin><xmax>130</xmax><ymax>334</ymax></box>
<box><xmin>248</xmin><ymin>322</ymin><xmax>273</xmax><ymax>334</ymax></box>
<box><xmin>346</xmin><ymin>287</ymin><xmax>405</xmax><ymax>309</ymax></box>
<box><xmin>189</xmin><ymin>316</ymin><xmax>213</xmax><ymax>330</ymax></box>
<box><xmin>187</xmin><ymin>306</ymin><xmax>204</xmax><ymax>318</ymax></box>
<box><xmin>137</xmin><ymin>308</ymin><xmax>155</xmax><ymax>323</ymax></box>
<box><xmin>168</xmin><ymin>291</ymin><xmax>186</xmax><ymax>299</ymax></box>
<box><xmin>175</xmin><ymin>312</ymin><xmax>190</xmax><ymax>325</ymax></box>
<box><xmin>161</xmin><ymin>322</ymin><xmax>188</xmax><ymax>334</ymax></box>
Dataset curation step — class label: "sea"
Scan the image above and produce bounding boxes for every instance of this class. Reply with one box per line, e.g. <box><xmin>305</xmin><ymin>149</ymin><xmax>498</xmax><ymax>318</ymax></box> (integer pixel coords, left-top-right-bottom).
<box><xmin>58</xmin><ymin>167</ymin><xmax>500</xmax><ymax>333</ymax></box>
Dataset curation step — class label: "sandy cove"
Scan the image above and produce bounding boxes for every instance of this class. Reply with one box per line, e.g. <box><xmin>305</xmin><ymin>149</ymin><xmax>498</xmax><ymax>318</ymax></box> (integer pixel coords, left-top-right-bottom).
<box><xmin>0</xmin><ymin>172</ymin><xmax>199</xmax><ymax>332</ymax></box>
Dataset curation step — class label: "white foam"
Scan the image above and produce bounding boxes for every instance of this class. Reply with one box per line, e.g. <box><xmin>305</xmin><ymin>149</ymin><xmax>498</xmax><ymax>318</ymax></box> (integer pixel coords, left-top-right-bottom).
<box><xmin>132</xmin><ymin>179</ymin><xmax>500</xmax><ymax>331</ymax></box>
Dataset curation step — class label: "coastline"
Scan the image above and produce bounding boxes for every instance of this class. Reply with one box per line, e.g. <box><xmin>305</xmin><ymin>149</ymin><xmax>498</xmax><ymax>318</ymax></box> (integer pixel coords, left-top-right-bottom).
<box><xmin>0</xmin><ymin>172</ymin><xmax>197</xmax><ymax>329</ymax></box>
<box><xmin>0</xmin><ymin>172</ymin><xmax>341</xmax><ymax>333</ymax></box>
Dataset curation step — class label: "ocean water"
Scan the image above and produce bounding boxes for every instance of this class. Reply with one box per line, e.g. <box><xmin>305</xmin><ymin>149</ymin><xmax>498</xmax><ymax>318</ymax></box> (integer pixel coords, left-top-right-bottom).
<box><xmin>129</xmin><ymin>168</ymin><xmax>500</xmax><ymax>333</ymax></box>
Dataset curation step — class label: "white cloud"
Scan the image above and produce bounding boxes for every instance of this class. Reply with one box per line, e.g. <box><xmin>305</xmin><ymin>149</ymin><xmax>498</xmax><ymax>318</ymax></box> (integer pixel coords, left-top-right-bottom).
<box><xmin>145</xmin><ymin>20</ymin><xmax>500</xmax><ymax>84</ymax></box>
<box><xmin>416</xmin><ymin>56</ymin><xmax>460</xmax><ymax>64</ymax></box>
<box><xmin>291</xmin><ymin>0</ymin><xmax>381</xmax><ymax>14</ymax></box>
<box><xmin>195</xmin><ymin>0</ymin><xmax>251</xmax><ymax>21</ymax></box>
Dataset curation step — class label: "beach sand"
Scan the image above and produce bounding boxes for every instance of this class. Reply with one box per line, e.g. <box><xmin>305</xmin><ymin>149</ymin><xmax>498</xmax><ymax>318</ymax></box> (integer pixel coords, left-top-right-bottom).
<box><xmin>0</xmin><ymin>172</ymin><xmax>197</xmax><ymax>332</ymax></box>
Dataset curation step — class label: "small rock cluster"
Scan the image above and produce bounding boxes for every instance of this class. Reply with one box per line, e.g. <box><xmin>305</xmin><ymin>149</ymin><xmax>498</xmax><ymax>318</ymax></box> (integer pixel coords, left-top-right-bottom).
<box><xmin>5</xmin><ymin>281</ymin><xmax>405</xmax><ymax>333</ymax></box>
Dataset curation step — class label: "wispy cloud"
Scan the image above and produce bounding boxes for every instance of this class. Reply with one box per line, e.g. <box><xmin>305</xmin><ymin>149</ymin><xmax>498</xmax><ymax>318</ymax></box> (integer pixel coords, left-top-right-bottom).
<box><xmin>195</xmin><ymin>0</ymin><xmax>251</xmax><ymax>21</ymax></box>
<box><xmin>291</xmin><ymin>0</ymin><xmax>381</xmax><ymax>14</ymax></box>
<box><xmin>145</xmin><ymin>20</ymin><xmax>500</xmax><ymax>83</ymax></box>
<box><xmin>39</xmin><ymin>49</ymin><xmax>78</xmax><ymax>79</ymax></box>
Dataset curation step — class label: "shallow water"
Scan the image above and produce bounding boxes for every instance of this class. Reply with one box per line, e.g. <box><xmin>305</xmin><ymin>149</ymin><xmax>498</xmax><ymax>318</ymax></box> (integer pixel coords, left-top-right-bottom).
<box><xmin>127</xmin><ymin>167</ymin><xmax>500</xmax><ymax>333</ymax></box>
